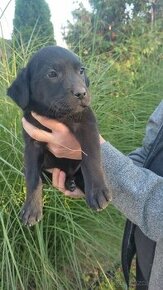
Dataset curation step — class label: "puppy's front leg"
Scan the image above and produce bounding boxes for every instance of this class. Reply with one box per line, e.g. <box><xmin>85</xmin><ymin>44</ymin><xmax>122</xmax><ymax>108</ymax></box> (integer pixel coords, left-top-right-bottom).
<box><xmin>21</xmin><ymin>131</ymin><xmax>44</xmax><ymax>226</ymax></box>
<box><xmin>74</xmin><ymin>109</ymin><xmax>110</xmax><ymax>210</ymax></box>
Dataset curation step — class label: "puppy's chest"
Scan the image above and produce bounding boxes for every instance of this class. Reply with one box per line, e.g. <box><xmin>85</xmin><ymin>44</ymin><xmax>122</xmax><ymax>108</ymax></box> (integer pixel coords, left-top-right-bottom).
<box><xmin>24</xmin><ymin>109</ymin><xmax>90</xmax><ymax>137</ymax></box>
<box><xmin>57</xmin><ymin>112</ymin><xmax>86</xmax><ymax>133</ymax></box>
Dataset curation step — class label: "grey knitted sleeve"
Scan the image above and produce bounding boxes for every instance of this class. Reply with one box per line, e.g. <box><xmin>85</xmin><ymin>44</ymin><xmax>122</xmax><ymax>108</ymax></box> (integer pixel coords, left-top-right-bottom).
<box><xmin>128</xmin><ymin>100</ymin><xmax>163</xmax><ymax>167</ymax></box>
<box><xmin>101</xmin><ymin>101</ymin><xmax>163</xmax><ymax>241</ymax></box>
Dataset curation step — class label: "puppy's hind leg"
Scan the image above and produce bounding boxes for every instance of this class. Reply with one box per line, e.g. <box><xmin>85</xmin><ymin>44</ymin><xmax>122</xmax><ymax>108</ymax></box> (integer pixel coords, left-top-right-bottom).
<box><xmin>64</xmin><ymin>159</ymin><xmax>81</xmax><ymax>192</ymax></box>
<box><xmin>65</xmin><ymin>177</ymin><xmax>76</xmax><ymax>192</ymax></box>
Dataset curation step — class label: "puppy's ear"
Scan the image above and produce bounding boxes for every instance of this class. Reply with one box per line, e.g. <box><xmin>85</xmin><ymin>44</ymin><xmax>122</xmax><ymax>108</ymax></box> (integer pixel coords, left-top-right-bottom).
<box><xmin>84</xmin><ymin>73</ymin><xmax>90</xmax><ymax>87</ymax></box>
<box><xmin>7</xmin><ymin>68</ymin><xmax>29</xmax><ymax>110</ymax></box>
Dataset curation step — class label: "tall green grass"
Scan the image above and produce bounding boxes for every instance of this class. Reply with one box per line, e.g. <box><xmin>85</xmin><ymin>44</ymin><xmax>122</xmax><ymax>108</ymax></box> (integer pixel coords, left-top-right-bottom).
<box><xmin>0</xmin><ymin>24</ymin><xmax>163</xmax><ymax>290</ymax></box>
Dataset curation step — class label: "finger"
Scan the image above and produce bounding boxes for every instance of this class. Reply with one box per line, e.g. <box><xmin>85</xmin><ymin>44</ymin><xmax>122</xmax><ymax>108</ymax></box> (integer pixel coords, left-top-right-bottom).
<box><xmin>58</xmin><ymin>170</ymin><xmax>66</xmax><ymax>191</ymax></box>
<box><xmin>48</xmin><ymin>143</ymin><xmax>82</xmax><ymax>160</ymax></box>
<box><xmin>64</xmin><ymin>188</ymin><xmax>85</xmax><ymax>198</ymax></box>
<box><xmin>52</xmin><ymin>168</ymin><xmax>61</xmax><ymax>188</ymax></box>
<box><xmin>22</xmin><ymin>118</ymin><xmax>55</xmax><ymax>143</ymax></box>
<box><xmin>47</xmin><ymin>144</ymin><xmax>64</xmax><ymax>158</ymax></box>
<box><xmin>32</xmin><ymin>112</ymin><xmax>68</xmax><ymax>132</ymax></box>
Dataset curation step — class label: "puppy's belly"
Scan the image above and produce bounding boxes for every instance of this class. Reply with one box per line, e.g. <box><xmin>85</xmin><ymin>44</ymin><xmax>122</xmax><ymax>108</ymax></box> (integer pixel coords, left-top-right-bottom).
<box><xmin>42</xmin><ymin>150</ymin><xmax>81</xmax><ymax>176</ymax></box>
<box><xmin>42</xmin><ymin>150</ymin><xmax>84</xmax><ymax>191</ymax></box>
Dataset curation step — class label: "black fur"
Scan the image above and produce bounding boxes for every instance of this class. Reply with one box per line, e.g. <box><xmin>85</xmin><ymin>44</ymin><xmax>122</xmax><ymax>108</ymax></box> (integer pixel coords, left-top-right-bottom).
<box><xmin>7</xmin><ymin>46</ymin><xmax>110</xmax><ymax>226</ymax></box>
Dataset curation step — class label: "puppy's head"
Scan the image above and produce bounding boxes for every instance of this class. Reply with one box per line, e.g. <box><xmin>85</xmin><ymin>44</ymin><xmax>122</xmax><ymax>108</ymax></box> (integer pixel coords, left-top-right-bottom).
<box><xmin>7</xmin><ymin>46</ymin><xmax>90</xmax><ymax>118</ymax></box>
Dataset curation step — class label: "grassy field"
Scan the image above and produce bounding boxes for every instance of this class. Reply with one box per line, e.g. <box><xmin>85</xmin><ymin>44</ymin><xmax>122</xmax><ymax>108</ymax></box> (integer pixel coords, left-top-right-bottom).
<box><xmin>0</xmin><ymin>29</ymin><xmax>163</xmax><ymax>289</ymax></box>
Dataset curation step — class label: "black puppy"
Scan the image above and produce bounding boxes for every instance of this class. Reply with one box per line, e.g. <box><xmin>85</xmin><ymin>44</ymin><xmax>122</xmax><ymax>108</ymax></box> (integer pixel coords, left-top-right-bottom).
<box><xmin>7</xmin><ymin>46</ymin><xmax>110</xmax><ymax>226</ymax></box>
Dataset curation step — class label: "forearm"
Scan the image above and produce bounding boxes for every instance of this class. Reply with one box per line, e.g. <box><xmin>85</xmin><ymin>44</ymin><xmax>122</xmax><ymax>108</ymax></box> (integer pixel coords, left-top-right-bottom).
<box><xmin>101</xmin><ymin>141</ymin><xmax>163</xmax><ymax>241</ymax></box>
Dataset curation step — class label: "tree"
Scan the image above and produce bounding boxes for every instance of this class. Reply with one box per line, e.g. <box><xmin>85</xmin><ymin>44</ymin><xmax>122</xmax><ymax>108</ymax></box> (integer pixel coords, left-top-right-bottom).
<box><xmin>90</xmin><ymin>0</ymin><xmax>128</xmax><ymax>32</ymax></box>
<box><xmin>63</xmin><ymin>3</ymin><xmax>94</xmax><ymax>56</ymax></box>
<box><xmin>64</xmin><ymin>0</ymin><xmax>130</xmax><ymax>56</ymax></box>
<box><xmin>64</xmin><ymin>0</ymin><xmax>163</xmax><ymax>56</ymax></box>
<box><xmin>13</xmin><ymin>0</ymin><xmax>55</xmax><ymax>48</ymax></box>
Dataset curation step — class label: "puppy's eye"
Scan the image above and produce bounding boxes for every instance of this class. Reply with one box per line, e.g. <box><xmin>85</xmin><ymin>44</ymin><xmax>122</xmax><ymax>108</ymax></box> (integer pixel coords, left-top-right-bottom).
<box><xmin>80</xmin><ymin>67</ymin><xmax>85</xmax><ymax>75</ymax></box>
<box><xmin>47</xmin><ymin>69</ymin><xmax>58</xmax><ymax>78</ymax></box>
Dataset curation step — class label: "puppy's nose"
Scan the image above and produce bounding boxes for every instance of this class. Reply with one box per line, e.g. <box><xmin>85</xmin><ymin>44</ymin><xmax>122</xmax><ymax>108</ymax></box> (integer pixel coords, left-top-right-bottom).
<box><xmin>74</xmin><ymin>89</ymin><xmax>86</xmax><ymax>100</ymax></box>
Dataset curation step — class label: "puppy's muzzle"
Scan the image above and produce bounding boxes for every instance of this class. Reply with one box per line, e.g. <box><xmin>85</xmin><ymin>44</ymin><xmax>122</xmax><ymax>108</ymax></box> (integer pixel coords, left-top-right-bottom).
<box><xmin>73</xmin><ymin>88</ymin><xmax>87</xmax><ymax>100</ymax></box>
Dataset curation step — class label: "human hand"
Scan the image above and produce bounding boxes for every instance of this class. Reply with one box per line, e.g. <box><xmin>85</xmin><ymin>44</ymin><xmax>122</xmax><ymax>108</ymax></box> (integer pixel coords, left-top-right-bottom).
<box><xmin>22</xmin><ymin>113</ymin><xmax>106</xmax><ymax>160</ymax></box>
<box><xmin>22</xmin><ymin>112</ymin><xmax>82</xmax><ymax>160</ymax></box>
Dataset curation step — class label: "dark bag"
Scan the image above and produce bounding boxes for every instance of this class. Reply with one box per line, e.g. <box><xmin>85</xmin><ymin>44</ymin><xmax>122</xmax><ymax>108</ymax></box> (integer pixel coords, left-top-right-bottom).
<box><xmin>122</xmin><ymin>124</ymin><xmax>163</xmax><ymax>289</ymax></box>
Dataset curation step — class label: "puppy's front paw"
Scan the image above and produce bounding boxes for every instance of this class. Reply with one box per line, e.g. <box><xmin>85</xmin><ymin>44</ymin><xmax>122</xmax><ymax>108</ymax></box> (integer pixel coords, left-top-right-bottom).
<box><xmin>20</xmin><ymin>199</ymin><xmax>43</xmax><ymax>226</ymax></box>
<box><xmin>86</xmin><ymin>185</ymin><xmax>110</xmax><ymax>211</ymax></box>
